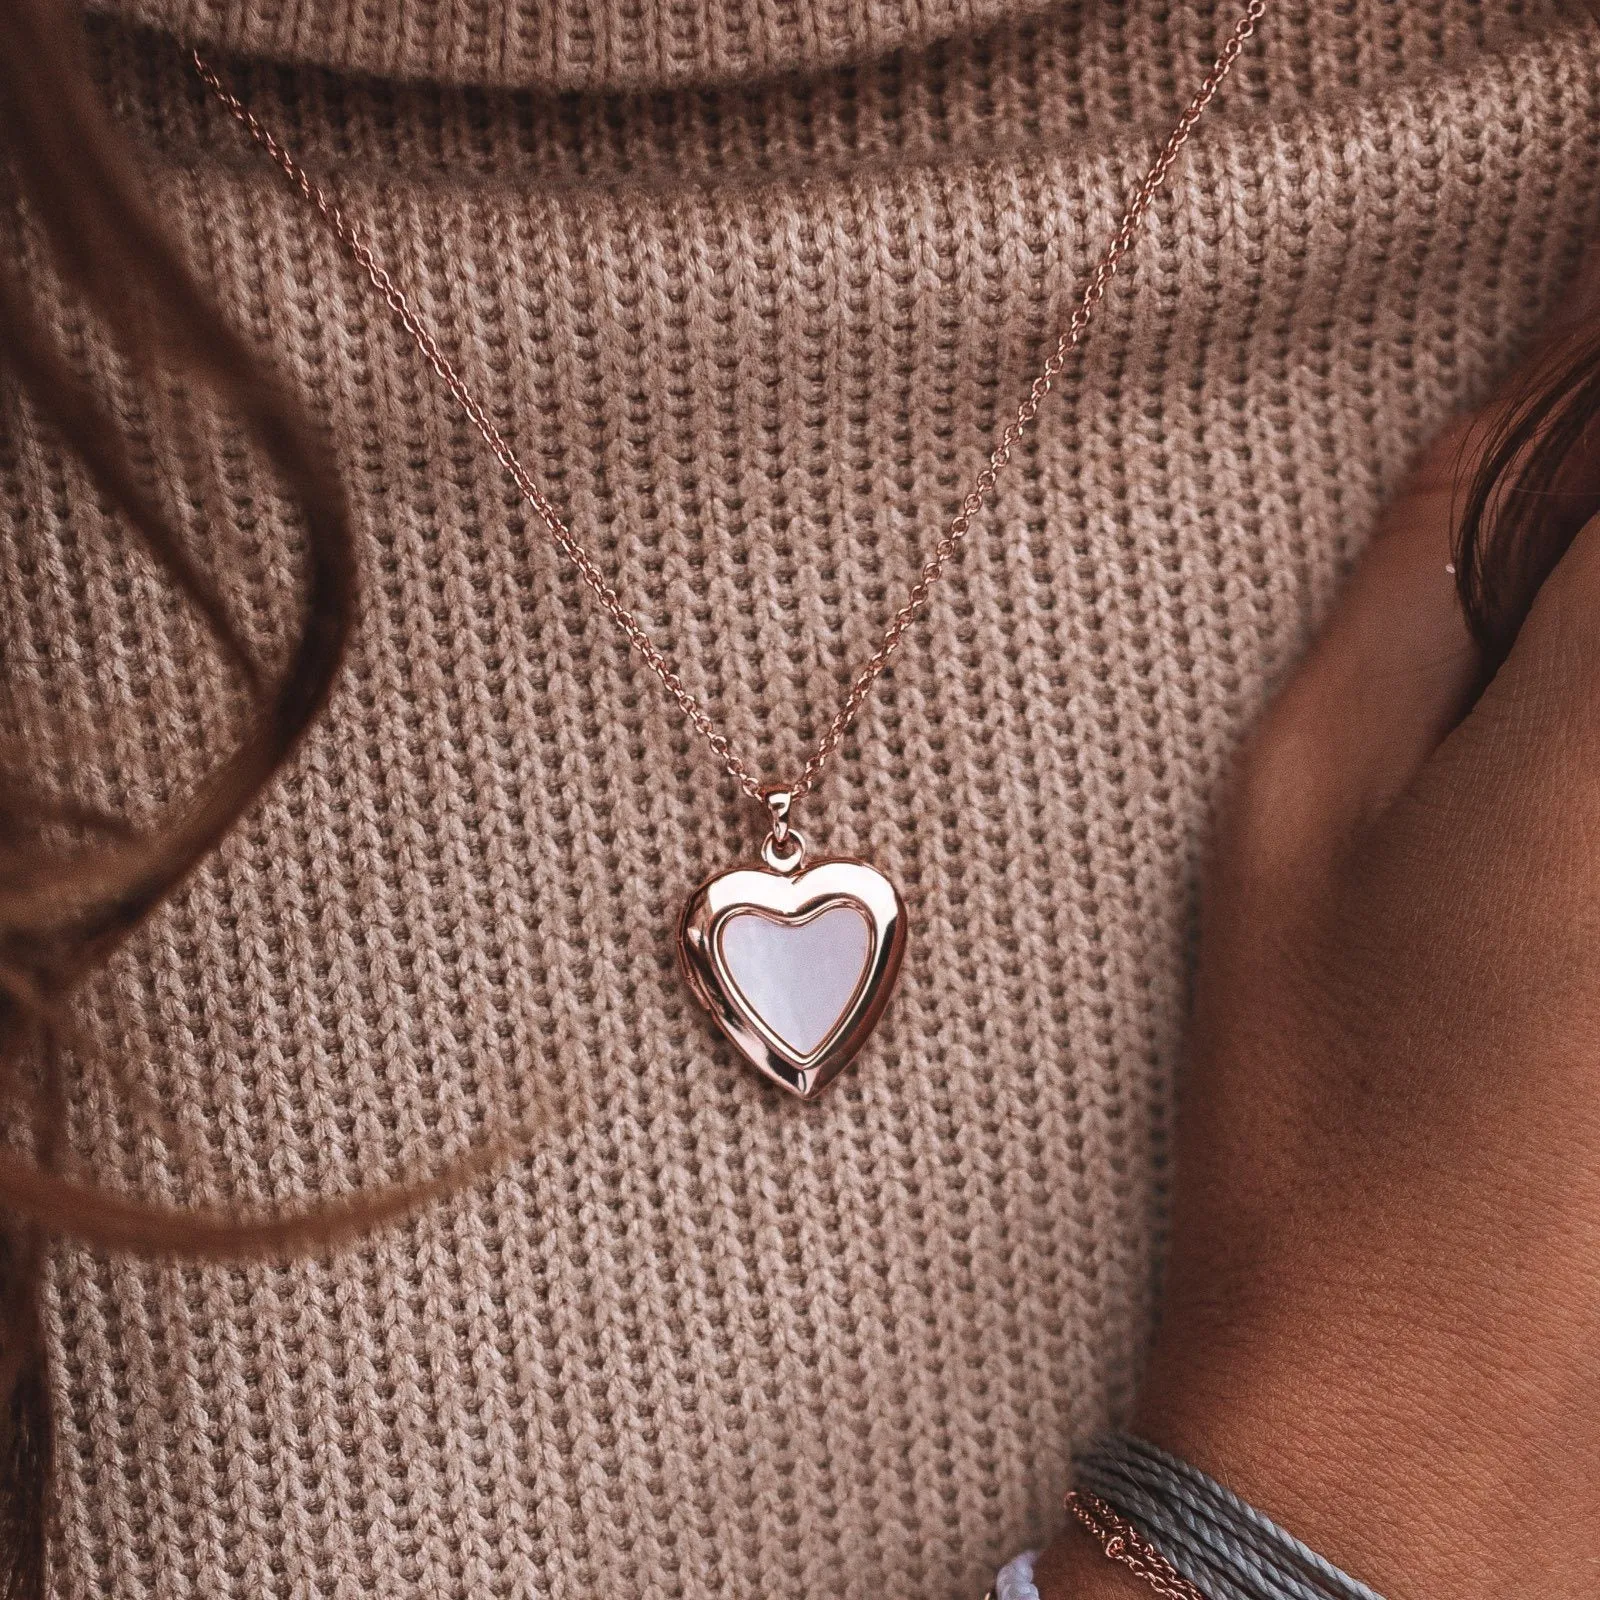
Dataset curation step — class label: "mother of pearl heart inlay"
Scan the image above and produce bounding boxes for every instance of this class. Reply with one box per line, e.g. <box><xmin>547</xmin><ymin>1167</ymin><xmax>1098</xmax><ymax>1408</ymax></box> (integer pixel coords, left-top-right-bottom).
<box><xmin>678</xmin><ymin>853</ymin><xmax>907</xmax><ymax>1098</ymax></box>
<box><xmin>717</xmin><ymin>903</ymin><xmax>873</xmax><ymax>1058</ymax></box>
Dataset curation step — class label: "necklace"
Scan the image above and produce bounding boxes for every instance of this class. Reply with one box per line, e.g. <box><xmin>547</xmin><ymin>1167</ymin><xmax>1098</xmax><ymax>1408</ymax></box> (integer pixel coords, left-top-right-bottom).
<box><xmin>191</xmin><ymin>6</ymin><xmax>1267</xmax><ymax>1099</ymax></box>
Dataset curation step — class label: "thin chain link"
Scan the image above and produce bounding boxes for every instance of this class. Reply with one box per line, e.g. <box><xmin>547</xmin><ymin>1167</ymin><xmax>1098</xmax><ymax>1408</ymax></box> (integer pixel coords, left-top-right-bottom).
<box><xmin>191</xmin><ymin>1</ymin><xmax>1266</xmax><ymax>812</ymax></box>
<box><xmin>1067</xmin><ymin>1490</ymin><xmax>1213</xmax><ymax>1600</ymax></box>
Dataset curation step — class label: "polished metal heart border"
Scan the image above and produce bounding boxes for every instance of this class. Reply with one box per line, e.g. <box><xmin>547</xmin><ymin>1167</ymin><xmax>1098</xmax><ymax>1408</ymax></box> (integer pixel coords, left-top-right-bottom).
<box><xmin>678</xmin><ymin>855</ymin><xmax>908</xmax><ymax>1100</ymax></box>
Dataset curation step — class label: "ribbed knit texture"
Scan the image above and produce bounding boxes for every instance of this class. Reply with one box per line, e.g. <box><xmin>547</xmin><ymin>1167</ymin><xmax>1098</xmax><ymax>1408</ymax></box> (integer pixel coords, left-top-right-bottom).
<box><xmin>3</xmin><ymin>2</ymin><xmax>1598</xmax><ymax>1595</ymax></box>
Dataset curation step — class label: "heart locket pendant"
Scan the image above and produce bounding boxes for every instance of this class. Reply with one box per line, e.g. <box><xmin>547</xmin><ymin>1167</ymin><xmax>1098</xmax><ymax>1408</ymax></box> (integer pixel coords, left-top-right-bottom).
<box><xmin>677</xmin><ymin>798</ymin><xmax>907</xmax><ymax>1100</ymax></box>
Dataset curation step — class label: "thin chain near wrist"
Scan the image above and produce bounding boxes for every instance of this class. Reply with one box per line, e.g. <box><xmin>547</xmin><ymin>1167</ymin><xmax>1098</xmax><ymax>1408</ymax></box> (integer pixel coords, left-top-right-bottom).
<box><xmin>1067</xmin><ymin>1490</ymin><xmax>1211</xmax><ymax>1600</ymax></box>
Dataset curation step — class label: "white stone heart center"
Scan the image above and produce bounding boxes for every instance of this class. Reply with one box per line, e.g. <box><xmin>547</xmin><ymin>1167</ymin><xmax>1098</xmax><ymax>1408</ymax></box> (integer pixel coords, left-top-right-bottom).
<box><xmin>717</xmin><ymin>902</ymin><xmax>873</xmax><ymax>1059</ymax></box>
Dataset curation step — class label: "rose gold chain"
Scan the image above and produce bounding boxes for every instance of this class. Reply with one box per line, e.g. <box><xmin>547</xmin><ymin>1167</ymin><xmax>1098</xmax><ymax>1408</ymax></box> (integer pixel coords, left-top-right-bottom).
<box><xmin>1067</xmin><ymin>1490</ymin><xmax>1212</xmax><ymax>1600</ymax></box>
<box><xmin>191</xmin><ymin>3</ymin><xmax>1265</xmax><ymax>817</ymax></box>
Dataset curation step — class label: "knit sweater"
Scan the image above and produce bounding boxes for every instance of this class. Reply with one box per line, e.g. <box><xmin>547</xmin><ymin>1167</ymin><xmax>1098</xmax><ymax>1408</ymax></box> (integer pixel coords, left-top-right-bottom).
<box><xmin>6</xmin><ymin>0</ymin><xmax>1598</xmax><ymax>1594</ymax></box>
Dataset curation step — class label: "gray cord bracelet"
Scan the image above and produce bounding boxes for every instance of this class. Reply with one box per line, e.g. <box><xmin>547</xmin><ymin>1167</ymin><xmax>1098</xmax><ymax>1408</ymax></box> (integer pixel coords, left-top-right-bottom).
<box><xmin>1072</xmin><ymin>1435</ymin><xmax>1387</xmax><ymax>1600</ymax></box>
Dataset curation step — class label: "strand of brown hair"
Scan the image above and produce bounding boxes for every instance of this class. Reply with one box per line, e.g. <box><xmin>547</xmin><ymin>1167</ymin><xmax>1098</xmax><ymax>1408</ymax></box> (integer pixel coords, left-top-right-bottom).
<box><xmin>0</xmin><ymin>4</ymin><xmax>526</xmax><ymax>1592</ymax></box>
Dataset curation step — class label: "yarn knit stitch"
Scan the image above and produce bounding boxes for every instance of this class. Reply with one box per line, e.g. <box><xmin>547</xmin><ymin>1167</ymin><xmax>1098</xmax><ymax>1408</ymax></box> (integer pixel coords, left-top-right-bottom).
<box><xmin>3</xmin><ymin>0</ymin><xmax>1597</xmax><ymax>1594</ymax></box>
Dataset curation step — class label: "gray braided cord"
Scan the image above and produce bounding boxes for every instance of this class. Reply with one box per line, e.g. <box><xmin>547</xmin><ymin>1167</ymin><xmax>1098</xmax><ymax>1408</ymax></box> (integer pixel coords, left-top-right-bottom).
<box><xmin>1079</xmin><ymin>1451</ymin><xmax>1327</xmax><ymax>1600</ymax></box>
<box><xmin>1074</xmin><ymin>1436</ymin><xmax>1388</xmax><ymax>1600</ymax></box>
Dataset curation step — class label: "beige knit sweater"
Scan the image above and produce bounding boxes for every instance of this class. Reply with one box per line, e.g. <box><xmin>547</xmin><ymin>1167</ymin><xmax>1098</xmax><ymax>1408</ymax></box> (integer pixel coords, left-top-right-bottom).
<box><xmin>5</xmin><ymin>0</ymin><xmax>1597</xmax><ymax>1593</ymax></box>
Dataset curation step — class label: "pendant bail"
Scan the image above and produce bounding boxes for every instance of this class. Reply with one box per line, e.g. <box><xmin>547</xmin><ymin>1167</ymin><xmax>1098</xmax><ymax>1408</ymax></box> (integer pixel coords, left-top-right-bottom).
<box><xmin>762</xmin><ymin>787</ymin><xmax>794</xmax><ymax>845</ymax></box>
<box><xmin>758</xmin><ymin>787</ymin><xmax>806</xmax><ymax>873</ymax></box>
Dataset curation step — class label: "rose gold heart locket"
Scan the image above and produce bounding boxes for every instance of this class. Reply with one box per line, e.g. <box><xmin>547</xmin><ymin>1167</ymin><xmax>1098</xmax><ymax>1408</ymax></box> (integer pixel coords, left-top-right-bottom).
<box><xmin>678</xmin><ymin>800</ymin><xmax>907</xmax><ymax>1100</ymax></box>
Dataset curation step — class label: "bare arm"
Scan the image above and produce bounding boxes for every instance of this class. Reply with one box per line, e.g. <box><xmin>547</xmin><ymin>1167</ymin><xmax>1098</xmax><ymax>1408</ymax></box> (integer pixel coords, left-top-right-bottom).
<box><xmin>1037</xmin><ymin>320</ymin><xmax>1600</xmax><ymax>1598</ymax></box>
